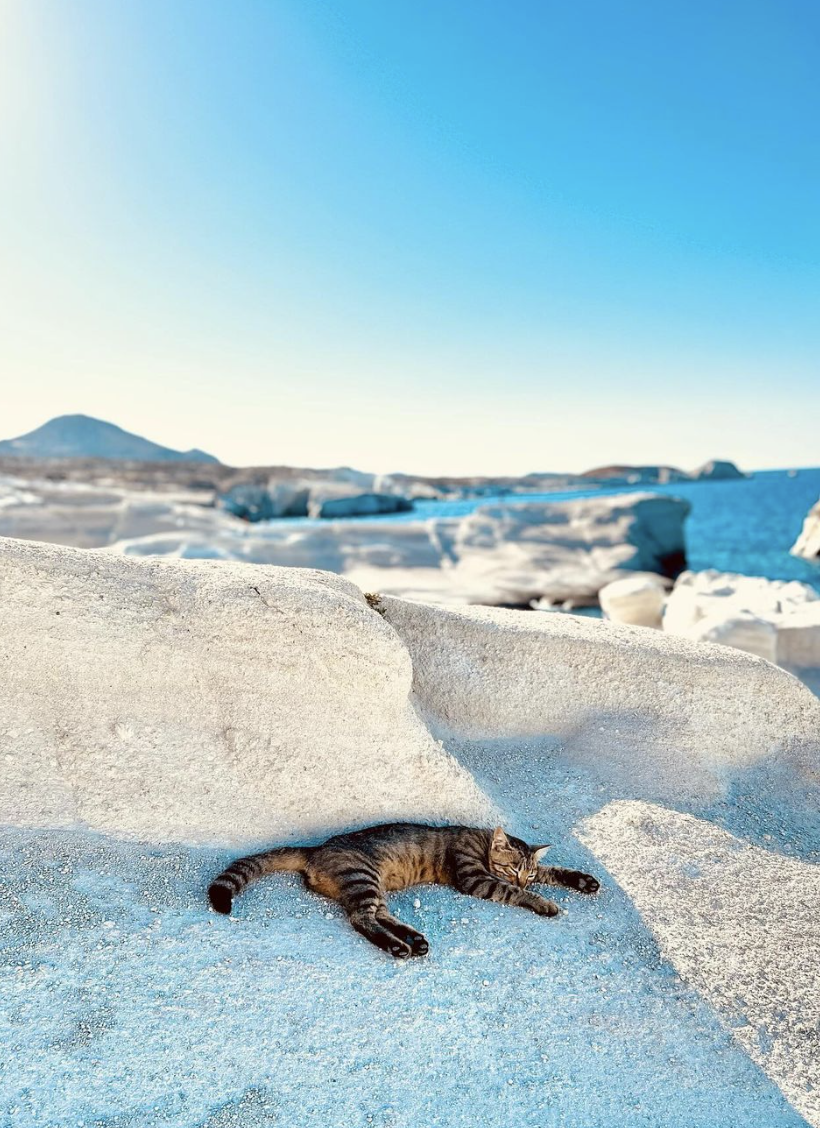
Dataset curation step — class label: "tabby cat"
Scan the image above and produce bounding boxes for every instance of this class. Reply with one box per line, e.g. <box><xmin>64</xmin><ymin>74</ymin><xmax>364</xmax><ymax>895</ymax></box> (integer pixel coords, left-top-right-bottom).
<box><xmin>208</xmin><ymin>823</ymin><xmax>600</xmax><ymax>958</ymax></box>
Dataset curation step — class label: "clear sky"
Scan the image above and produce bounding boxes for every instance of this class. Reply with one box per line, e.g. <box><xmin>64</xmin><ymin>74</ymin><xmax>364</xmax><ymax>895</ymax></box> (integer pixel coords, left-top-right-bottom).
<box><xmin>1</xmin><ymin>0</ymin><xmax>818</xmax><ymax>474</ymax></box>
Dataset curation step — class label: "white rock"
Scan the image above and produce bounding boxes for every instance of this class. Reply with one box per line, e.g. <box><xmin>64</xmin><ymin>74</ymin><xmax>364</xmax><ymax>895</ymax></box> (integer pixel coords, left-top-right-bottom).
<box><xmin>307</xmin><ymin>490</ymin><xmax>412</xmax><ymax>519</ymax></box>
<box><xmin>682</xmin><ymin>608</ymin><xmax>778</xmax><ymax>663</ymax></box>
<box><xmin>0</xmin><ymin>538</ymin><xmax>492</xmax><ymax>845</ymax></box>
<box><xmin>791</xmin><ymin>496</ymin><xmax>820</xmax><ymax>559</ymax></box>
<box><xmin>777</xmin><ymin>602</ymin><xmax>820</xmax><ymax>668</ymax></box>
<box><xmin>446</xmin><ymin>493</ymin><xmax>689</xmax><ymax>606</ymax></box>
<box><xmin>377</xmin><ymin>595</ymin><xmax>820</xmax><ymax>804</ymax></box>
<box><xmin>112</xmin><ymin>492</ymin><xmax>690</xmax><ymax>608</ymax></box>
<box><xmin>579</xmin><ymin>801</ymin><xmax>820</xmax><ymax>1128</ymax></box>
<box><xmin>598</xmin><ymin>573</ymin><xmax>668</xmax><ymax>628</ymax></box>
<box><xmin>664</xmin><ymin>570</ymin><xmax>820</xmax><ymax>667</ymax></box>
<box><xmin>0</xmin><ymin>478</ymin><xmax>690</xmax><ymax>608</ymax></box>
<box><xmin>0</xmin><ymin>474</ymin><xmax>218</xmax><ymax>549</ymax></box>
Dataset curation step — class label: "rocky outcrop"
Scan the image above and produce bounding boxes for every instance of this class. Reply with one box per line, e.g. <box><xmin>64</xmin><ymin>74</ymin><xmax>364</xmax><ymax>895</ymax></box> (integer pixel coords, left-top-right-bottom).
<box><xmin>4</xmin><ymin>539</ymin><xmax>818</xmax><ymax>851</ymax></box>
<box><xmin>219</xmin><ymin>480</ymin><xmax>312</xmax><ymax>520</ymax></box>
<box><xmin>0</xmin><ymin>538</ymin><xmax>491</xmax><ymax>844</ymax></box>
<box><xmin>0</xmin><ymin>475</ymin><xmax>220</xmax><ymax>549</ymax></box>
<box><xmin>307</xmin><ymin>491</ymin><xmax>413</xmax><ymax>519</ymax></box>
<box><xmin>581</xmin><ymin>464</ymin><xmax>690</xmax><ymax>484</ymax></box>
<box><xmin>581</xmin><ymin>460</ymin><xmax>745</xmax><ymax>484</ymax></box>
<box><xmin>792</xmin><ymin>497</ymin><xmax>820</xmax><ymax>559</ymax></box>
<box><xmin>690</xmin><ymin>459</ymin><xmax>745</xmax><ymax>480</ymax></box>
<box><xmin>0</xmin><ymin>476</ymin><xmax>689</xmax><ymax>607</ymax></box>
<box><xmin>217</xmin><ymin>480</ymin><xmax>413</xmax><ymax>521</ymax></box>
<box><xmin>440</xmin><ymin>493</ymin><xmax>689</xmax><ymax>606</ymax></box>
<box><xmin>117</xmin><ymin>491</ymin><xmax>691</xmax><ymax>607</ymax></box>
<box><xmin>377</xmin><ymin>595</ymin><xmax>820</xmax><ymax>805</ymax></box>
<box><xmin>663</xmin><ymin>569</ymin><xmax>820</xmax><ymax>668</ymax></box>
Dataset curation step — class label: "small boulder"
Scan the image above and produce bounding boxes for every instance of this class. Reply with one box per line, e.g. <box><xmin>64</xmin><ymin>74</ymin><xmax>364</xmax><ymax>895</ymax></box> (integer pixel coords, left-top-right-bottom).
<box><xmin>599</xmin><ymin>574</ymin><xmax>668</xmax><ymax>629</ymax></box>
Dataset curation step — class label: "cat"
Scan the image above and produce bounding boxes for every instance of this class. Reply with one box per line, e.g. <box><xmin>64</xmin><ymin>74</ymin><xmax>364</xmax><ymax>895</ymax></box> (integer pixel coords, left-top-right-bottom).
<box><xmin>208</xmin><ymin>822</ymin><xmax>600</xmax><ymax>958</ymax></box>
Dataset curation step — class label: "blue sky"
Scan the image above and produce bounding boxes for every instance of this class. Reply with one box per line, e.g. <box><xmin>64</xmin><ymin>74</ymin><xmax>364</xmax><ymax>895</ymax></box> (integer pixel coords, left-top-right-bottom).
<box><xmin>1</xmin><ymin>0</ymin><xmax>818</xmax><ymax>473</ymax></box>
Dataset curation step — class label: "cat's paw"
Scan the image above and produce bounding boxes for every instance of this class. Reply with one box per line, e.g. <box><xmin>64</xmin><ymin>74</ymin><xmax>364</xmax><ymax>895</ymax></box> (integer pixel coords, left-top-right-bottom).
<box><xmin>208</xmin><ymin>882</ymin><xmax>233</xmax><ymax>915</ymax></box>
<box><xmin>571</xmin><ymin>872</ymin><xmax>600</xmax><ymax>895</ymax></box>
<box><xmin>533</xmin><ymin>898</ymin><xmax>561</xmax><ymax>917</ymax></box>
<box><xmin>409</xmin><ymin>934</ymin><xmax>429</xmax><ymax>957</ymax></box>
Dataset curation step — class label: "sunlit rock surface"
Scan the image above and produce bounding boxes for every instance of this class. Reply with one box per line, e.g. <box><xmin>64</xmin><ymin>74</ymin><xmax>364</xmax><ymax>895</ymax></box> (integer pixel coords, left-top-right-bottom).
<box><xmin>598</xmin><ymin>573</ymin><xmax>668</xmax><ymax>628</ymax></box>
<box><xmin>0</xmin><ymin>538</ymin><xmax>490</xmax><ymax>845</ymax></box>
<box><xmin>0</xmin><ymin>477</ymin><xmax>690</xmax><ymax>606</ymax></box>
<box><xmin>663</xmin><ymin>569</ymin><xmax>820</xmax><ymax>667</ymax></box>
<box><xmin>580</xmin><ymin>802</ymin><xmax>820</xmax><ymax>1128</ymax></box>
<box><xmin>792</xmin><ymin>496</ymin><xmax>820</xmax><ymax>559</ymax></box>
<box><xmin>377</xmin><ymin>595</ymin><xmax>820</xmax><ymax>806</ymax></box>
<box><xmin>3</xmin><ymin>546</ymin><xmax>820</xmax><ymax>1128</ymax></box>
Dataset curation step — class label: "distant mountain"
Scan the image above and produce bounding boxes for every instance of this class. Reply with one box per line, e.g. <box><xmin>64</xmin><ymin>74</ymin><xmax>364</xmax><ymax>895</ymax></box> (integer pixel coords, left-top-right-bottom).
<box><xmin>0</xmin><ymin>414</ymin><xmax>219</xmax><ymax>464</ymax></box>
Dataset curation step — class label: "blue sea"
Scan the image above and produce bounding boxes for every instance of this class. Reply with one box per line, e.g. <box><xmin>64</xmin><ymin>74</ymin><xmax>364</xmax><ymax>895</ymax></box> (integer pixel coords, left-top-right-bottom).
<box><xmin>389</xmin><ymin>468</ymin><xmax>820</xmax><ymax>595</ymax></box>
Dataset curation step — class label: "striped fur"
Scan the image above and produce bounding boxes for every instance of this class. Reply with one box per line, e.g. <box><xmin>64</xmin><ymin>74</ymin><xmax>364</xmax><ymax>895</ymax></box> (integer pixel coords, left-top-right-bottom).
<box><xmin>208</xmin><ymin>824</ymin><xmax>599</xmax><ymax>959</ymax></box>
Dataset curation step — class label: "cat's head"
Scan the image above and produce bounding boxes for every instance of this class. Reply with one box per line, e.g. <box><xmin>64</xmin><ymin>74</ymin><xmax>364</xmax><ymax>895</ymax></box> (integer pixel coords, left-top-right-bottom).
<box><xmin>488</xmin><ymin>826</ymin><xmax>549</xmax><ymax>887</ymax></box>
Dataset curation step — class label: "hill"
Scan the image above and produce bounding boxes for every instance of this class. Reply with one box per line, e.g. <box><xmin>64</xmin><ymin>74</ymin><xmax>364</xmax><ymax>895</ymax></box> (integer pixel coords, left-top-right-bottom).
<box><xmin>0</xmin><ymin>414</ymin><xmax>219</xmax><ymax>463</ymax></box>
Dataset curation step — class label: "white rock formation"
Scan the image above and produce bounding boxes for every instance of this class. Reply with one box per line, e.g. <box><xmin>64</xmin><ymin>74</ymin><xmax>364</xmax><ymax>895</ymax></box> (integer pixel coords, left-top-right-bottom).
<box><xmin>4</xmin><ymin>543</ymin><xmax>820</xmax><ymax>1126</ymax></box>
<box><xmin>0</xmin><ymin>476</ymin><xmax>688</xmax><ymax>607</ymax></box>
<box><xmin>598</xmin><ymin>573</ymin><xmax>668</xmax><ymax>628</ymax></box>
<box><xmin>579</xmin><ymin>801</ymin><xmax>820</xmax><ymax>1128</ymax></box>
<box><xmin>683</xmin><ymin>608</ymin><xmax>778</xmax><ymax>662</ymax></box>
<box><xmin>0</xmin><ymin>538</ymin><xmax>491</xmax><ymax>845</ymax></box>
<box><xmin>6</xmin><ymin>540</ymin><xmax>818</xmax><ymax>853</ymax></box>
<box><xmin>218</xmin><ymin>479</ymin><xmax>414</xmax><ymax>521</ymax></box>
<box><xmin>306</xmin><ymin>489</ymin><xmax>413</xmax><ymax>519</ymax></box>
<box><xmin>0</xmin><ymin>474</ymin><xmax>219</xmax><ymax>549</ymax></box>
<box><xmin>792</xmin><ymin>496</ymin><xmax>820</xmax><ymax>559</ymax></box>
<box><xmin>377</xmin><ymin>595</ymin><xmax>820</xmax><ymax>805</ymax></box>
<box><xmin>777</xmin><ymin>602</ymin><xmax>820</xmax><ymax>668</ymax></box>
<box><xmin>664</xmin><ymin>570</ymin><xmax>820</xmax><ymax>668</ymax></box>
<box><xmin>448</xmin><ymin>494</ymin><xmax>689</xmax><ymax>606</ymax></box>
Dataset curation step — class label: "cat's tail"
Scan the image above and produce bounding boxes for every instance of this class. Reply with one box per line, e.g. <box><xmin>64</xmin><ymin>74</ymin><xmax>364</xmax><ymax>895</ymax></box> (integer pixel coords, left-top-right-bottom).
<box><xmin>208</xmin><ymin>846</ymin><xmax>309</xmax><ymax>915</ymax></box>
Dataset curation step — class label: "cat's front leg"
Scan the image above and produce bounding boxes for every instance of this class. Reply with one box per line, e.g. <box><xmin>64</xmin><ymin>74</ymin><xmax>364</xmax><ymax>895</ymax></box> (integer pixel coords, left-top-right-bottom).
<box><xmin>535</xmin><ymin>865</ymin><xmax>599</xmax><ymax>894</ymax></box>
<box><xmin>454</xmin><ymin>867</ymin><xmax>560</xmax><ymax>917</ymax></box>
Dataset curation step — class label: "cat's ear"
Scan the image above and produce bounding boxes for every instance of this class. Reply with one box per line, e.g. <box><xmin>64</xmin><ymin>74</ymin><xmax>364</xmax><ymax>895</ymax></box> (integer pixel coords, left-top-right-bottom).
<box><xmin>491</xmin><ymin>826</ymin><xmax>511</xmax><ymax>851</ymax></box>
<box><xmin>531</xmin><ymin>845</ymin><xmax>550</xmax><ymax>863</ymax></box>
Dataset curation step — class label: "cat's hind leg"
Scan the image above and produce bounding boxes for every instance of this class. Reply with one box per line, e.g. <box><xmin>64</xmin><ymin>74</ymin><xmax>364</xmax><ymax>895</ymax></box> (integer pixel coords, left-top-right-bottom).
<box><xmin>347</xmin><ymin>907</ymin><xmax>413</xmax><ymax>959</ymax></box>
<box><xmin>375</xmin><ymin>906</ymin><xmax>429</xmax><ymax>956</ymax></box>
<box><xmin>335</xmin><ymin>878</ymin><xmax>414</xmax><ymax>959</ymax></box>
